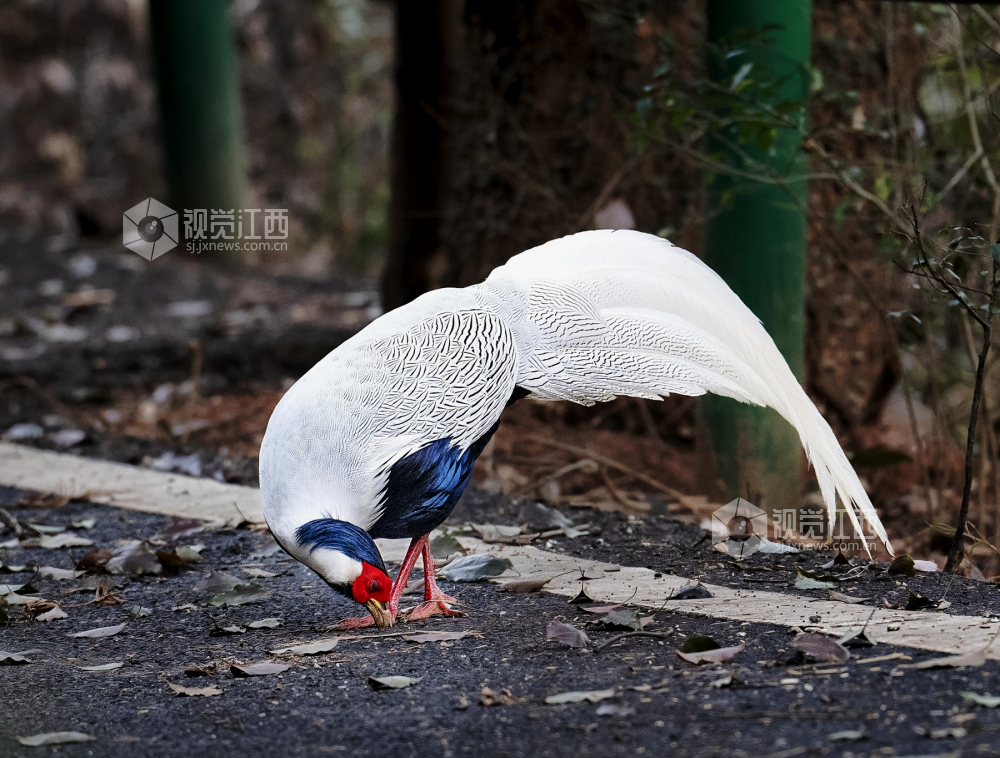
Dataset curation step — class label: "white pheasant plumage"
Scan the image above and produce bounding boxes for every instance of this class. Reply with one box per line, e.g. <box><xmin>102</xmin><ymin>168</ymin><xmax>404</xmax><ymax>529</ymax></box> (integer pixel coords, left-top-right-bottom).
<box><xmin>259</xmin><ymin>229</ymin><xmax>890</xmax><ymax>629</ymax></box>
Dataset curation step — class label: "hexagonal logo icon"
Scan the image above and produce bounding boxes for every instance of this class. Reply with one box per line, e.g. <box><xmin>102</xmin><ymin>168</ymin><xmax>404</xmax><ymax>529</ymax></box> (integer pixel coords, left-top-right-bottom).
<box><xmin>712</xmin><ymin>497</ymin><xmax>767</xmax><ymax>559</ymax></box>
<box><xmin>123</xmin><ymin>198</ymin><xmax>179</xmax><ymax>260</ymax></box>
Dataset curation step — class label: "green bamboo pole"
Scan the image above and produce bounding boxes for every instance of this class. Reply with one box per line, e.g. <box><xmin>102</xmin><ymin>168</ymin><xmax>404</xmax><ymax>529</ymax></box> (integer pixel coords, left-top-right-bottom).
<box><xmin>149</xmin><ymin>0</ymin><xmax>247</xmax><ymax>253</ymax></box>
<box><xmin>701</xmin><ymin>0</ymin><xmax>811</xmax><ymax>517</ymax></box>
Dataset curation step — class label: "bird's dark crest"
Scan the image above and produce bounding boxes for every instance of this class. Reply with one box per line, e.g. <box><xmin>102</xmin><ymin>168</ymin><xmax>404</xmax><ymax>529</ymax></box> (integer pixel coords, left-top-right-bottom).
<box><xmin>295</xmin><ymin>519</ymin><xmax>386</xmax><ymax>575</ymax></box>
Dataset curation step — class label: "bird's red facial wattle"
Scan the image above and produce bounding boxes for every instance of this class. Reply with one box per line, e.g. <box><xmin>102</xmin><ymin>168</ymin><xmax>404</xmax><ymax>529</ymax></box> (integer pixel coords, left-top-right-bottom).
<box><xmin>352</xmin><ymin>562</ymin><xmax>391</xmax><ymax>604</ymax></box>
<box><xmin>352</xmin><ymin>562</ymin><xmax>393</xmax><ymax>629</ymax></box>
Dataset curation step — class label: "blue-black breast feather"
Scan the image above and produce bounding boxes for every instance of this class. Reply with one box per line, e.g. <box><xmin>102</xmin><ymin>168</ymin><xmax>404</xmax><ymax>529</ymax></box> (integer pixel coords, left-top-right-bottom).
<box><xmin>296</xmin><ymin>519</ymin><xmax>386</xmax><ymax>574</ymax></box>
<box><xmin>370</xmin><ymin>420</ymin><xmax>501</xmax><ymax>539</ymax></box>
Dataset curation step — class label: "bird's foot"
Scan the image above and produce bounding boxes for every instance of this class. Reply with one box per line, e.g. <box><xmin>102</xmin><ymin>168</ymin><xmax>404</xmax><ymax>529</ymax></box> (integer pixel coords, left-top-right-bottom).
<box><xmin>426</xmin><ymin>589</ymin><xmax>458</xmax><ymax>605</ymax></box>
<box><xmin>329</xmin><ymin>612</ymin><xmax>396</xmax><ymax>631</ymax></box>
<box><xmin>402</xmin><ymin>600</ymin><xmax>466</xmax><ymax>622</ymax></box>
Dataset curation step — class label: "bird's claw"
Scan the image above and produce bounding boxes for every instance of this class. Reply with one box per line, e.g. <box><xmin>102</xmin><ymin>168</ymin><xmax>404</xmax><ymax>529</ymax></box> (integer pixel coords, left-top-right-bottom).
<box><xmin>329</xmin><ymin>613</ymin><xmax>395</xmax><ymax>631</ymax></box>
<box><xmin>402</xmin><ymin>600</ymin><xmax>467</xmax><ymax>622</ymax></box>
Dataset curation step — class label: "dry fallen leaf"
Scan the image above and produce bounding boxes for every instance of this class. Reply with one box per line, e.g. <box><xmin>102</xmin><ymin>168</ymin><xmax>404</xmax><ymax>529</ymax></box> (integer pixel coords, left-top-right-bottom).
<box><xmin>368</xmin><ymin>675</ymin><xmax>420</xmax><ymax>690</ymax></box>
<box><xmin>545</xmin><ymin>687</ymin><xmax>616</xmax><ymax>705</ymax></box>
<box><xmin>472</xmin><ymin>524</ymin><xmax>525</xmax><ymax>543</ymax></box>
<box><xmin>480</xmin><ymin>686</ymin><xmax>517</xmax><ymax>706</ymax></box>
<box><xmin>567</xmin><ymin>585</ymin><xmax>596</xmax><ymax>604</ymax></box>
<box><xmin>910</xmin><ymin>650</ymin><xmax>987</xmax><ymax>669</ymax></box>
<box><xmin>231</xmin><ymin>662</ymin><xmax>290</xmax><ymax>677</ymax></box>
<box><xmin>500</xmin><ymin>578</ymin><xmax>552</xmax><ymax>593</ymax></box>
<box><xmin>196</xmin><ymin>571</ymin><xmax>243</xmax><ymax>594</ymax></box>
<box><xmin>76</xmin><ymin>548</ymin><xmax>112</xmax><ymax>572</ymax></box>
<box><xmin>828</xmin><ymin>591</ymin><xmax>868</xmax><ymax>605</ymax></box>
<box><xmin>247</xmin><ymin>618</ymin><xmax>282</xmax><ymax>629</ymax></box>
<box><xmin>0</xmin><ymin>650</ymin><xmax>31</xmax><ymax>665</ymax></box>
<box><xmin>208</xmin><ymin>584</ymin><xmax>268</xmax><ymax>607</ymax></box>
<box><xmin>17</xmin><ymin>731</ymin><xmax>95</xmax><ymax>746</ymax></box>
<box><xmin>242</xmin><ymin>568</ymin><xmax>278</xmax><ymax>578</ymax></box>
<box><xmin>794</xmin><ymin>567</ymin><xmax>840</xmax><ymax>590</ymax></box>
<box><xmin>913</xmin><ymin>726</ymin><xmax>966</xmax><ymax>739</ymax></box>
<box><xmin>962</xmin><ymin>691</ymin><xmax>1000</xmax><ymax>708</ymax></box>
<box><xmin>546</xmin><ymin>620</ymin><xmax>590</xmax><ymax>648</ymax></box>
<box><xmin>438</xmin><ymin>555</ymin><xmax>512</xmax><ymax>582</ymax></box>
<box><xmin>677</xmin><ymin>639</ymin><xmax>745</xmax><ymax>665</ymax></box>
<box><xmin>168</xmin><ymin>683</ymin><xmax>223</xmax><ymax>697</ymax></box>
<box><xmin>37</xmin><ymin>533</ymin><xmax>93</xmax><ymax>549</ymax></box>
<box><xmin>828</xmin><ymin>728</ymin><xmax>867</xmax><ymax>742</ymax></box>
<box><xmin>153</xmin><ymin>519</ymin><xmax>205</xmax><ymax>542</ymax></box>
<box><xmin>71</xmin><ymin>623</ymin><xmax>125</xmax><ymax>639</ymax></box>
<box><xmin>79</xmin><ymin>662</ymin><xmax>124</xmax><ymax>672</ymax></box>
<box><xmin>38</xmin><ymin>566</ymin><xmax>82</xmax><ymax>581</ymax></box>
<box><xmin>106</xmin><ymin>543</ymin><xmax>161</xmax><ymax>576</ymax></box>
<box><xmin>36</xmin><ymin>606</ymin><xmax>68</xmax><ymax>622</ymax></box>
<box><xmin>670</xmin><ymin>585</ymin><xmax>714</xmax><ymax>600</ymax></box>
<box><xmin>595</xmin><ymin>703</ymin><xmax>635</xmax><ymax>718</ymax></box>
<box><xmin>904</xmin><ymin>590</ymin><xmax>936</xmax><ymax>611</ymax></box>
<box><xmin>269</xmin><ymin>639</ymin><xmax>338</xmax><ymax>656</ymax></box>
<box><xmin>402</xmin><ymin>631</ymin><xmax>469</xmax><ymax>643</ymax></box>
<box><xmin>791</xmin><ymin>633</ymin><xmax>851</xmax><ymax>664</ymax></box>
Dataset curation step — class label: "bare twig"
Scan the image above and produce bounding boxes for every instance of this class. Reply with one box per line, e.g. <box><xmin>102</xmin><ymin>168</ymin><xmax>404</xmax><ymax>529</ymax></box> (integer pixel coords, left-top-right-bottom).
<box><xmin>594</xmin><ymin>630</ymin><xmax>674</xmax><ymax>653</ymax></box>
<box><xmin>526</xmin><ymin>435</ymin><xmax>710</xmax><ymax>515</ymax></box>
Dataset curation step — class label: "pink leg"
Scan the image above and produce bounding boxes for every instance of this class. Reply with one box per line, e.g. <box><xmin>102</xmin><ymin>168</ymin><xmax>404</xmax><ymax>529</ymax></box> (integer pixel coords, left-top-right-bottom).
<box><xmin>402</xmin><ymin>537</ymin><xmax>465</xmax><ymax>622</ymax></box>
<box><xmin>331</xmin><ymin>536</ymin><xmax>427</xmax><ymax>630</ymax></box>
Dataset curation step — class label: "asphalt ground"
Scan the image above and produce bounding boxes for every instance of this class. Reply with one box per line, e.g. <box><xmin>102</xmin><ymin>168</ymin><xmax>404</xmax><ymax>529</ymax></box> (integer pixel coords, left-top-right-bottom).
<box><xmin>3</xmin><ymin>484</ymin><xmax>1000</xmax><ymax>758</ymax></box>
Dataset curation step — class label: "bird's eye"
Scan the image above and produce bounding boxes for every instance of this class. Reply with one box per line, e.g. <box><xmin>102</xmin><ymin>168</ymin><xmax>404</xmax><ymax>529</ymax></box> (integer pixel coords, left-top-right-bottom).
<box><xmin>368</xmin><ymin>581</ymin><xmax>380</xmax><ymax>594</ymax></box>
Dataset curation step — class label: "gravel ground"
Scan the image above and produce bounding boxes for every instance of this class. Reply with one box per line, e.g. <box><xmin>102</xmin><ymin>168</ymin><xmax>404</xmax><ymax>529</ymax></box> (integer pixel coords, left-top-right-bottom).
<box><xmin>3</xmin><ymin>484</ymin><xmax>1000</xmax><ymax>758</ymax></box>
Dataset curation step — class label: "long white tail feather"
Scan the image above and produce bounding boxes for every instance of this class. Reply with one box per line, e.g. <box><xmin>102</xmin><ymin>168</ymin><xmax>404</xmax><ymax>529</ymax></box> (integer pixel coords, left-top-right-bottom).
<box><xmin>487</xmin><ymin>230</ymin><xmax>891</xmax><ymax>555</ymax></box>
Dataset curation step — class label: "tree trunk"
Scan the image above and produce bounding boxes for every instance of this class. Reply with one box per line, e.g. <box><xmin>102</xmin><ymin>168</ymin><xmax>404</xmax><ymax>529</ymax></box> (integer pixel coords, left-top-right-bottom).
<box><xmin>381</xmin><ymin>0</ymin><xmax>457</xmax><ymax>311</ymax></box>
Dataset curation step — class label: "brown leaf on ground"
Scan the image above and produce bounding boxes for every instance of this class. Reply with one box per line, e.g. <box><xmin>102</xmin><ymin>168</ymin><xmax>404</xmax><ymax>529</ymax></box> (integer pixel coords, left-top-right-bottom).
<box><xmin>791</xmin><ymin>633</ymin><xmax>851</xmax><ymax>664</ymax></box>
<box><xmin>546</xmin><ymin>620</ymin><xmax>590</xmax><ymax>648</ymax></box>
<box><xmin>208</xmin><ymin>584</ymin><xmax>268</xmax><ymax>607</ymax></box>
<box><xmin>196</xmin><ymin>571</ymin><xmax>242</xmax><ymax>594</ymax></box>
<box><xmin>106</xmin><ymin>543</ymin><xmax>162</xmax><ymax>575</ymax></box>
<box><xmin>231</xmin><ymin>662</ymin><xmax>290</xmax><ymax>677</ymax></box>
<box><xmin>76</xmin><ymin>548</ymin><xmax>112</xmax><ymax>572</ymax></box>
<box><xmin>269</xmin><ymin>639</ymin><xmax>338</xmax><ymax>656</ymax></box>
<box><xmin>402</xmin><ymin>631</ymin><xmax>469</xmax><ymax>643</ymax></box>
<box><xmin>168</xmin><ymin>683</ymin><xmax>223</xmax><ymax>697</ymax></box>
<box><xmin>500</xmin><ymin>578</ymin><xmax>552</xmax><ymax>593</ymax></box>
<box><xmin>480</xmin><ymin>687</ymin><xmax>517</xmax><ymax>706</ymax></box>
<box><xmin>153</xmin><ymin>518</ymin><xmax>205</xmax><ymax>542</ymax></box>
<box><xmin>677</xmin><ymin>641</ymin><xmax>745</xmax><ymax>665</ymax></box>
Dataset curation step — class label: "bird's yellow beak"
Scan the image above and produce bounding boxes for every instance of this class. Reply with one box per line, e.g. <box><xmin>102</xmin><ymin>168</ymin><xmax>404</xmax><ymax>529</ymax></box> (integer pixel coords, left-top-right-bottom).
<box><xmin>364</xmin><ymin>598</ymin><xmax>393</xmax><ymax>630</ymax></box>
